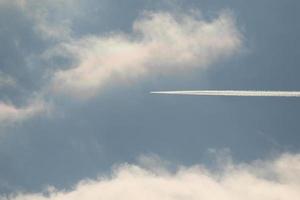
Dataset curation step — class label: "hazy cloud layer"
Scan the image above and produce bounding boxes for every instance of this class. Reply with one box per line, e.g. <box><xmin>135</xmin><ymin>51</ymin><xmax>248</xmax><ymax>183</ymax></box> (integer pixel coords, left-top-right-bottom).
<box><xmin>51</xmin><ymin>11</ymin><xmax>242</xmax><ymax>98</ymax></box>
<box><xmin>2</xmin><ymin>153</ymin><xmax>299</xmax><ymax>200</ymax></box>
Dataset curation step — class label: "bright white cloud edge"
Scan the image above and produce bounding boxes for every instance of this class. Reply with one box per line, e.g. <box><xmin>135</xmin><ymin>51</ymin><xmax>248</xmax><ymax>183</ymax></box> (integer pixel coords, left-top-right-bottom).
<box><xmin>51</xmin><ymin>10</ymin><xmax>242</xmax><ymax>98</ymax></box>
<box><xmin>1</xmin><ymin>153</ymin><xmax>300</xmax><ymax>200</ymax></box>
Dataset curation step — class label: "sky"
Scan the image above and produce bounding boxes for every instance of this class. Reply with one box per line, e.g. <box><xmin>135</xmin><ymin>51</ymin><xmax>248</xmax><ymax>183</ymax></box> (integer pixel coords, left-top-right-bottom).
<box><xmin>0</xmin><ymin>0</ymin><xmax>300</xmax><ymax>199</ymax></box>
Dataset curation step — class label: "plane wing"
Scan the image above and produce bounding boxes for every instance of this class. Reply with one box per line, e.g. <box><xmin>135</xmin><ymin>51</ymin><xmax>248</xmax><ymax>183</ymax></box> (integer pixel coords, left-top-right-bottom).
<box><xmin>150</xmin><ymin>90</ymin><xmax>300</xmax><ymax>97</ymax></box>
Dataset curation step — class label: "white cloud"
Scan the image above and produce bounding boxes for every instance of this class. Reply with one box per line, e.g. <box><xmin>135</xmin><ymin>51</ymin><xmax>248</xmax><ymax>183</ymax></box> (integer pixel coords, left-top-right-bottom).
<box><xmin>51</xmin><ymin>10</ymin><xmax>242</xmax><ymax>98</ymax></box>
<box><xmin>2</xmin><ymin>153</ymin><xmax>300</xmax><ymax>200</ymax></box>
<box><xmin>0</xmin><ymin>99</ymin><xmax>50</xmax><ymax>124</ymax></box>
<box><xmin>0</xmin><ymin>1</ymin><xmax>243</xmax><ymax>117</ymax></box>
<box><xmin>0</xmin><ymin>1</ymin><xmax>243</xmax><ymax>100</ymax></box>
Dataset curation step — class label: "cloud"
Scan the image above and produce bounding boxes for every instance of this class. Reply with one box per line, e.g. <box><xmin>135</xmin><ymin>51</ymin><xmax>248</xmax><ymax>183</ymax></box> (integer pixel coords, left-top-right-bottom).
<box><xmin>51</xmin><ymin>10</ymin><xmax>242</xmax><ymax>98</ymax></box>
<box><xmin>2</xmin><ymin>153</ymin><xmax>299</xmax><ymax>200</ymax></box>
<box><xmin>0</xmin><ymin>1</ymin><xmax>243</xmax><ymax>120</ymax></box>
<box><xmin>0</xmin><ymin>0</ymin><xmax>80</xmax><ymax>40</ymax></box>
<box><xmin>0</xmin><ymin>72</ymin><xmax>16</xmax><ymax>88</ymax></box>
<box><xmin>0</xmin><ymin>1</ymin><xmax>243</xmax><ymax>101</ymax></box>
<box><xmin>23</xmin><ymin>0</ymin><xmax>81</xmax><ymax>40</ymax></box>
<box><xmin>0</xmin><ymin>0</ymin><xmax>77</xmax><ymax>124</ymax></box>
<box><xmin>0</xmin><ymin>99</ymin><xmax>50</xmax><ymax>124</ymax></box>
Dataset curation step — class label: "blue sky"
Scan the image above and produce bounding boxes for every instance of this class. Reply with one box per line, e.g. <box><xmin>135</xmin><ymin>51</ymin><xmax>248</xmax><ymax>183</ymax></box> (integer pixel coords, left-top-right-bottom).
<box><xmin>0</xmin><ymin>0</ymin><xmax>299</xmax><ymax>199</ymax></box>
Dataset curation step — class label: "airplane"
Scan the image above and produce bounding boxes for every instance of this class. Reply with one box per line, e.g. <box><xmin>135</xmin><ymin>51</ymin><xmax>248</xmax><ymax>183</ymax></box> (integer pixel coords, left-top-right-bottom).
<box><xmin>150</xmin><ymin>90</ymin><xmax>300</xmax><ymax>97</ymax></box>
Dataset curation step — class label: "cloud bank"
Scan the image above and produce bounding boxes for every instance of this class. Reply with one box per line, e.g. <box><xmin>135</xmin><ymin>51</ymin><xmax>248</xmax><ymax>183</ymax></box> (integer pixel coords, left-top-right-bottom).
<box><xmin>2</xmin><ymin>153</ymin><xmax>299</xmax><ymax>200</ymax></box>
<box><xmin>52</xmin><ymin>11</ymin><xmax>242</xmax><ymax>98</ymax></box>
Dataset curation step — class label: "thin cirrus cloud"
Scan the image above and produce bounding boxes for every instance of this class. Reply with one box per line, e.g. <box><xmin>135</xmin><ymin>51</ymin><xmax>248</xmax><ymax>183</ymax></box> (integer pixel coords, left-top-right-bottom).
<box><xmin>2</xmin><ymin>153</ymin><xmax>299</xmax><ymax>200</ymax></box>
<box><xmin>51</xmin><ymin>10</ymin><xmax>243</xmax><ymax>98</ymax></box>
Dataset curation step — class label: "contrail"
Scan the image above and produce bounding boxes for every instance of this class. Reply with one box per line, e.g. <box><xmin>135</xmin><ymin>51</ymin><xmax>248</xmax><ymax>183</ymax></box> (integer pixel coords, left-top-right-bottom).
<box><xmin>150</xmin><ymin>90</ymin><xmax>300</xmax><ymax>97</ymax></box>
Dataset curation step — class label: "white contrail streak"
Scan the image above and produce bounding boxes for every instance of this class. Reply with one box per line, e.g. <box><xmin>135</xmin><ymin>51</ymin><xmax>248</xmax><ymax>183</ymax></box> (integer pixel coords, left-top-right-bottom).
<box><xmin>151</xmin><ymin>90</ymin><xmax>300</xmax><ymax>97</ymax></box>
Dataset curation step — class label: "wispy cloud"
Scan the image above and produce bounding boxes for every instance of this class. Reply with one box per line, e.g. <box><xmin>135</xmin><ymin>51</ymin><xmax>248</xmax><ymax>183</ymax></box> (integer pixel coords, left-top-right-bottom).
<box><xmin>1</xmin><ymin>0</ymin><xmax>80</xmax><ymax>40</ymax></box>
<box><xmin>0</xmin><ymin>72</ymin><xmax>16</xmax><ymax>88</ymax></box>
<box><xmin>51</xmin><ymin>10</ymin><xmax>242</xmax><ymax>98</ymax></box>
<box><xmin>0</xmin><ymin>99</ymin><xmax>50</xmax><ymax>125</ymax></box>
<box><xmin>2</xmin><ymin>153</ymin><xmax>299</xmax><ymax>200</ymax></box>
<box><xmin>0</xmin><ymin>0</ymin><xmax>79</xmax><ymax>124</ymax></box>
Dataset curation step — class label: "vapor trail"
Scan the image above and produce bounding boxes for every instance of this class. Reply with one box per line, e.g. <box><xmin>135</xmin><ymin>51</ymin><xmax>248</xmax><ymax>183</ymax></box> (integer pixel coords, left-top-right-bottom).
<box><xmin>151</xmin><ymin>90</ymin><xmax>300</xmax><ymax>97</ymax></box>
